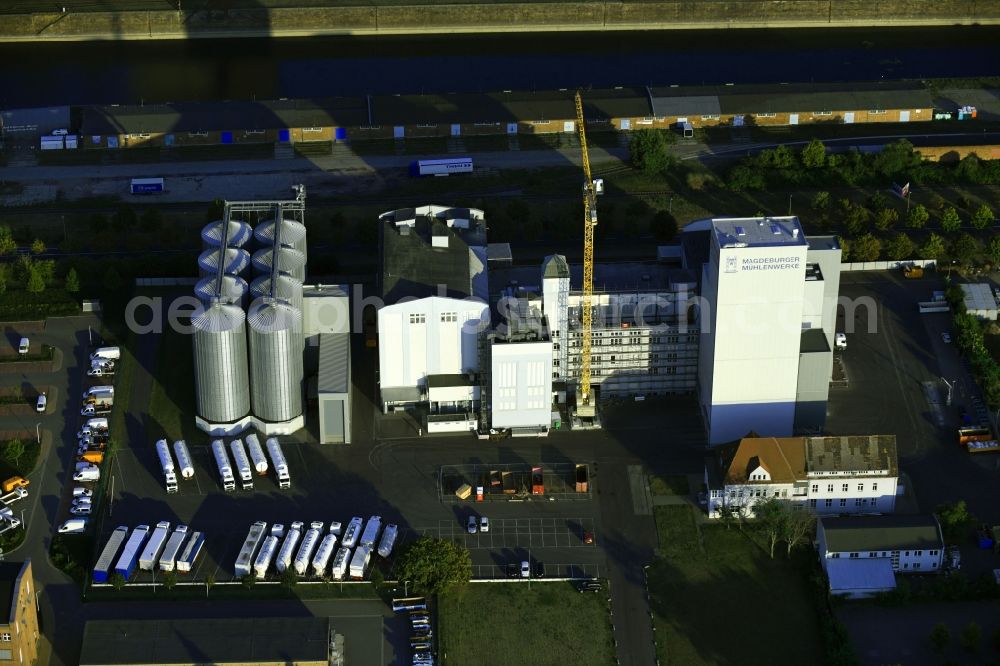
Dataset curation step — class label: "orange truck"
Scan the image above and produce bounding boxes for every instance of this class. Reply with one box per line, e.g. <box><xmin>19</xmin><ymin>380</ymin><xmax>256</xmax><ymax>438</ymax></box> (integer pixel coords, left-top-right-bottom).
<box><xmin>531</xmin><ymin>466</ymin><xmax>544</xmax><ymax>495</ymax></box>
<box><xmin>958</xmin><ymin>427</ymin><xmax>992</xmax><ymax>446</ymax></box>
<box><xmin>2</xmin><ymin>477</ymin><xmax>29</xmax><ymax>493</ymax></box>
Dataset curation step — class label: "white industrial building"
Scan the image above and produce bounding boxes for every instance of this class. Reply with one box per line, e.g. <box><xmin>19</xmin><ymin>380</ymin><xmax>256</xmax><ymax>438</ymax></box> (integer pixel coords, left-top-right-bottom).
<box><xmin>817</xmin><ymin>514</ymin><xmax>945</xmax><ymax>598</ymax></box>
<box><xmin>959</xmin><ymin>282</ymin><xmax>998</xmax><ymax>321</ymax></box>
<box><xmin>373</xmin><ymin>207</ymin><xmax>842</xmax><ymax>440</ymax></box>
<box><xmin>685</xmin><ymin>217</ymin><xmax>841</xmax><ymax>445</ymax></box>
<box><xmin>705</xmin><ymin>434</ymin><xmax>899</xmax><ymax>519</ymax></box>
<box><xmin>488</xmin><ymin>300</ymin><xmax>553</xmax><ymax>436</ymax></box>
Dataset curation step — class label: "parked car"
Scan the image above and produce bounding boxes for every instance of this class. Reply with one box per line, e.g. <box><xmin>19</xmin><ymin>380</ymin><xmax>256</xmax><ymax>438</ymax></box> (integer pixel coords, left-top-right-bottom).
<box><xmin>35</xmin><ymin>393</ymin><xmax>47</xmax><ymax>413</ymax></box>
<box><xmin>69</xmin><ymin>505</ymin><xmax>91</xmax><ymax>516</ymax></box>
<box><xmin>467</xmin><ymin>515</ymin><xmax>477</xmax><ymax>534</ymax></box>
<box><xmin>576</xmin><ymin>580</ymin><xmax>602</xmax><ymax>593</ymax></box>
<box><xmin>534</xmin><ymin>561</ymin><xmax>545</xmax><ymax>578</ymax></box>
<box><xmin>72</xmin><ymin>487</ymin><xmax>92</xmax><ymax>498</ymax></box>
<box><xmin>941</xmin><ymin>332</ymin><xmax>952</xmax><ymax>344</ymax></box>
<box><xmin>520</xmin><ymin>561</ymin><xmax>530</xmax><ymax>578</ymax></box>
<box><xmin>479</xmin><ymin>516</ymin><xmax>489</xmax><ymax>533</ymax></box>
<box><xmin>17</xmin><ymin>338</ymin><xmax>29</xmax><ymax>355</ymax></box>
<box><xmin>583</xmin><ymin>531</ymin><xmax>594</xmax><ymax>545</ymax></box>
<box><xmin>58</xmin><ymin>518</ymin><xmax>88</xmax><ymax>533</ymax></box>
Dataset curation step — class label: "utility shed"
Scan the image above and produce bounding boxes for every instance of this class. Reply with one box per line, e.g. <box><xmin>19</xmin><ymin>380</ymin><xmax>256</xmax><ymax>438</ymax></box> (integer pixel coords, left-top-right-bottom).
<box><xmin>317</xmin><ymin>333</ymin><xmax>351</xmax><ymax>444</ymax></box>
<box><xmin>960</xmin><ymin>283</ymin><xmax>998</xmax><ymax>320</ymax></box>
<box><xmin>79</xmin><ymin>617</ymin><xmax>333</xmax><ymax>666</ymax></box>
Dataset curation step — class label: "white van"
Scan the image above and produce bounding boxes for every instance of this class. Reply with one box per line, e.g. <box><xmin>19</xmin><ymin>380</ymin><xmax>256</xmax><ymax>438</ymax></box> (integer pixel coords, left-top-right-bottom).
<box><xmin>90</xmin><ymin>347</ymin><xmax>121</xmax><ymax>362</ymax></box>
<box><xmin>59</xmin><ymin>518</ymin><xmax>88</xmax><ymax>533</ymax></box>
<box><xmin>18</xmin><ymin>338</ymin><xmax>29</xmax><ymax>355</ymax></box>
<box><xmin>83</xmin><ymin>386</ymin><xmax>115</xmax><ymax>399</ymax></box>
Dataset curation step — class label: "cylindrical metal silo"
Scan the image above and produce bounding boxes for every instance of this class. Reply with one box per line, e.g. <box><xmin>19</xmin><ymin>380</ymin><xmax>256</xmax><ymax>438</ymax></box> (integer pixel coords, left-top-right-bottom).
<box><xmin>195</xmin><ymin>275</ymin><xmax>248</xmax><ymax>307</ymax></box>
<box><xmin>247</xmin><ymin>299</ymin><xmax>304</xmax><ymax>423</ymax></box>
<box><xmin>201</xmin><ymin>219</ymin><xmax>252</xmax><ymax>249</ymax></box>
<box><xmin>252</xmin><ymin>247</ymin><xmax>306</xmax><ymax>282</ymax></box>
<box><xmin>192</xmin><ymin>302</ymin><xmax>251</xmax><ymax>423</ymax></box>
<box><xmin>249</xmin><ymin>273</ymin><xmax>303</xmax><ymax>312</ymax></box>
<box><xmin>198</xmin><ymin>248</ymin><xmax>250</xmax><ymax>278</ymax></box>
<box><xmin>254</xmin><ymin>218</ymin><xmax>308</xmax><ymax>260</ymax></box>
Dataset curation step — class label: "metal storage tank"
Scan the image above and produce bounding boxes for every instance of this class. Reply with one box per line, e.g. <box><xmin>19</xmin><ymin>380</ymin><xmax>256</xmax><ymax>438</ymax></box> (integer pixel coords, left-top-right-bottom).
<box><xmin>252</xmin><ymin>247</ymin><xmax>306</xmax><ymax>282</ymax></box>
<box><xmin>198</xmin><ymin>248</ymin><xmax>250</xmax><ymax>278</ymax></box>
<box><xmin>249</xmin><ymin>274</ymin><xmax>303</xmax><ymax>312</ymax></box>
<box><xmin>254</xmin><ymin>218</ymin><xmax>308</xmax><ymax>260</ymax></box>
<box><xmin>192</xmin><ymin>302</ymin><xmax>251</xmax><ymax>423</ymax></box>
<box><xmin>201</xmin><ymin>219</ymin><xmax>252</xmax><ymax>249</ymax></box>
<box><xmin>194</xmin><ymin>275</ymin><xmax>248</xmax><ymax>307</ymax></box>
<box><xmin>247</xmin><ymin>299</ymin><xmax>304</xmax><ymax>423</ymax></box>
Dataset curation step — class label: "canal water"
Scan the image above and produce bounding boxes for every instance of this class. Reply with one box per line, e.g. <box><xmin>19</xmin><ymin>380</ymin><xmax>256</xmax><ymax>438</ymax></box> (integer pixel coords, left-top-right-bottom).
<box><xmin>0</xmin><ymin>25</ymin><xmax>997</xmax><ymax>109</ymax></box>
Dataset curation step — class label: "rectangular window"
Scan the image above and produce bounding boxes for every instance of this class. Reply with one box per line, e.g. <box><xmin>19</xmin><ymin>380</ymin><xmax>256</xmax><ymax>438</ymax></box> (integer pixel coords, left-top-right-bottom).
<box><xmin>809</xmin><ymin>499</ymin><xmax>816</xmax><ymax>508</ymax></box>
<box><xmin>872</xmin><ymin>483</ymin><xmax>878</xmax><ymax>492</ymax></box>
<box><xmin>813</xmin><ymin>111</ymin><xmax>832</xmax><ymax>116</ymax></box>
<box><xmin>868</xmin><ymin>552</ymin><xmax>876</xmax><ymax>558</ymax></box>
<box><xmin>869</xmin><ymin>109</ymin><xmax>886</xmax><ymax>115</ymax></box>
<box><xmin>302</xmin><ymin>127</ymin><xmax>324</xmax><ymax>132</ymax></box>
<box><xmin>831</xmin><ymin>553</ymin><xmax>840</xmax><ymax>559</ymax></box>
<box><xmin>0</xmin><ymin>634</ymin><xmax>9</xmax><ymax>642</ymax></box>
<box><xmin>701</xmin><ymin>114</ymin><xmax>720</xmax><ymax>120</ymax></box>
<box><xmin>440</xmin><ymin>312</ymin><xmax>457</xmax><ymax>323</ymax></box>
<box><xmin>188</xmin><ymin>131</ymin><xmax>208</xmax><ymax>137</ymax></box>
<box><xmin>811</xmin><ymin>484</ymin><xmax>818</xmax><ymax>493</ymax></box>
<box><xmin>914</xmin><ymin>563</ymin><xmax>921</xmax><ymax>569</ymax></box>
<box><xmin>827</xmin><ymin>484</ymin><xmax>834</xmax><ymax>493</ymax></box>
<box><xmin>824</xmin><ymin>499</ymin><xmax>833</xmax><ymax>508</ymax></box>
<box><xmin>129</xmin><ymin>133</ymin><xmax>151</xmax><ymax>139</ymax></box>
<box><xmin>755</xmin><ymin>112</ymin><xmax>777</xmax><ymax>118</ymax></box>
<box><xmin>930</xmin><ymin>550</ymin><xmax>938</xmax><ymax>556</ymax></box>
<box><xmin>773</xmin><ymin>491</ymin><xmax>779</xmax><ymax>497</ymax></box>
<box><xmin>871</xmin><ymin>498</ymin><xmax>877</xmax><ymax>507</ymax></box>
<box><xmin>244</xmin><ymin>129</ymin><xmax>265</xmax><ymax>135</ymax></box>
<box><xmin>842</xmin><ymin>483</ymin><xmax>849</xmax><ymax>492</ymax></box>
<box><xmin>849</xmin><ymin>552</ymin><xmax>859</xmax><ymax>559</ymax></box>
<box><xmin>855</xmin><ymin>498</ymin><xmax>862</xmax><ymax>507</ymax></box>
<box><xmin>409</xmin><ymin>314</ymin><xmax>426</xmax><ymax>324</ymax></box>
<box><xmin>0</xmin><ymin>649</ymin><xmax>11</xmax><ymax>659</ymax></box>
<box><xmin>916</xmin><ymin>550</ymin><xmax>922</xmax><ymax>556</ymax></box>
<box><xmin>858</xmin><ymin>483</ymin><xmax>864</xmax><ymax>492</ymax></box>
<box><xmin>839</xmin><ymin>499</ymin><xmax>847</xmax><ymax>507</ymax></box>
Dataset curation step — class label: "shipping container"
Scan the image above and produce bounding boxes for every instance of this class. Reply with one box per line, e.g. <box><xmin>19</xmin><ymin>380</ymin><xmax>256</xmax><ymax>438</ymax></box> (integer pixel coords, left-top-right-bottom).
<box><xmin>349</xmin><ymin>545</ymin><xmax>372</xmax><ymax>579</ymax></box>
<box><xmin>377</xmin><ymin>524</ymin><xmax>398</xmax><ymax>558</ymax></box>
<box><xmin>411</xmin><ymin>157</ymin><xmax>473</xmax><ymax>177</ymax></box>
<box><xmin>360</xmin><ymin>515</ymin><xmax>382</xmax><ymax>549</ymax></box>
<box><xmin>114</xmin><ymin>524</ymin><xmax>150</xmax><ymax>580</ymax></box>
<box><xmin>176</xmin><ymin>531</ymin><xmax>205</xmax><ymax>574</ymax></box>
<box><xmin>130</xmin><ymin>177</ymin><xmax>164</xmax><ymax>194</ymax></box>
<box><xmin>158</xmin><ymin>525</ymin><xmax>189</xmax><ymax>572</ymax></box>
<box><xmin>138</xmin><ymin>521</ymin><xmax>172</xmax><ymax>571</ymax></box>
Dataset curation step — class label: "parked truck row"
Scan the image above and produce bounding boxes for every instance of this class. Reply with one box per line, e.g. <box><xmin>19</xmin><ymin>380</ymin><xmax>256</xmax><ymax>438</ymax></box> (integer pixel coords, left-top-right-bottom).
<box><xmin>232</xmin><ymin>516</ymin><xmax>397</xmax><ymax>581</ymax></box>
<box><xmin>93</xmin><ymin>522</ymin><xmax>205</xmax><ymax>583</ymax></box>
<box><xmin>208</xmin><ymin>435</ymin><xmax>289</xmax><ymax>492</ymax></box>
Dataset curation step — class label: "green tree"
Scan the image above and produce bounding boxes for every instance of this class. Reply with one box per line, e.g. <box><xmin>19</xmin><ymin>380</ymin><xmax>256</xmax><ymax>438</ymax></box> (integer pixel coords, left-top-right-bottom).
<box><xmin>868</xmin><ymin>192</ymin><xmax>890</xmax><ymax>212</ymax></box>
<box><xmin>919</xmin><ymin>233</ymin><xmax>947</xmax><ymax>260</ymax></box>
<box><xmin>801</xmin><ymin>138</ymin><xmax>826</xmax><ymax>169</ymax></box>
<box><xmin>140</xmin><ymin>208</ymin><xmax>163</xmax><ymax>233</ymax></box>
<box><xmin>163</xmin><ymin>571</ymin><xmax>177</xmax><ymax>591</ymax></box>
<box><xmin>951</xmin><ymin>233</ymin><xmax>979</xmax><ymax>266</ymax></box>
<box><xmin>929</xmin><ymin>623</ymin><xmax>950</xmax><ymax>654</ymax></box>
<box><xmin>727</xmin><ymin>164</ymin><xmax>766</xmax><ymax>192</ymax></box>
<box><xmin>885</xmin><ymin>233</ymin><xmax>915</xmax><ymax>261</ymax></box>
<box><xmin>280</xmin><ymin>567</ymin><xmax>298</xmax><ymax>590</ymax></box>
<box><xmin>936</xmin><ymin>501</ymin><xmax>976</xmax><ymax>543</ymax></box>
<box><xmin>0</xmin><ymin>273</ymin><xmax>6</xmax><ymax>296</ymax></box>
<box><xmin>971</xmin><ymin>204</ymin><xmax>995</xmax><ymax>230</ymax></box>
<box><xmin>65</xmin><ymin>268</ymin><xmax>80</xmax><ymax>294</ymax></box>
<box><xmin>30</xmin><ymin>239</ymin><xmax>45</xmax><ymax>255</ymax></box>
<box><xmin>753</xmin><ymin>498</ymin><xmax>788</xmax><ymax>559</ymax></box>
<box><xmin>103</xmin><ymin>266</ymin><xmax>123</xmax><ymax>291</ymax></box>
<box><xmin>941</xmin><ymin>207</ymin><xmax>962</xmax><ymax>233</ymax></box>
<box><xmin>650</xmin><ymin>210</ymin><xmax>678</xmax><ymax>242</ymax></box>
<box><xmin>241</xmin><ymin>574</ymin><xmax>257</xmax><ymax>590</ymax></box>
<box><xmin>906</xmin><ymin>204</ymin><xmax>929</xmax><ymax>229</ymax></box>
<box><xmin>838</xmin><ymin>236</ymin><xmax>852</xmax><ymax>262</ymax></box>
<box><xmin>109</xmin><ymin>573</ymin><xmax>126</xmax><ymax>591</ymax></box>
<box><xmin>811</xmin><ymin>191</ymin><xmax>830</xmax><ymax>210</ymax></box>
<box><xmin>394</xmin><ymin>536</ymin><xmax>472</xmax><ymax>596</ymax></box>
<box><xmin>0</xmin><ymin>227</ymin><xmax>16</xmax><ymax>255</ymax></box>
<box><xmin>26</xmin><ymin>267</ymin><xmax>45</xmax><ymax>294</ymax></box>
<box><xmin>629</xmin><ymin>129</ymin><xmax>674</xmax><ymax>174</ymax></box>
<box><xmin>845</xmin><ymin>205</ymin><xmax>871</xmax><ymax>236</ymax></box>
<box><xmin>874</xmin><ymin>208</ymin><xmax>899</xmax><ymax>231</ymax></box>
<box><xmin>2</xmin><ymin>439</ymin><xmax>25</xmax><ymax>468</ymax></box>
<box><xmin>757</xmin><ymin>145</ymin><xmax>796</xmax><ymax>169</ymax></box>
<box><xmin>873</xmin><ymin>139</ymin><xmax>919</xmax><ymax>178</ymax></box>
<box><xmin>988</xmin><ymin>236</ymin><xmax>1000</xmax><ymax>266</ymax></box>
<box><xmin>961</xmin><ymin>621</ymin><xmax>981</xmax><ymax>653</ymax></box>
<box><xmin>852</xmin><ymin>233</ymin><xmax>882</xmax><ymax>262</ymax></box>
<box><xmin>782</xmin><ymin>509</ymin><xmax>815</xmax><ymax>558</ymax></box>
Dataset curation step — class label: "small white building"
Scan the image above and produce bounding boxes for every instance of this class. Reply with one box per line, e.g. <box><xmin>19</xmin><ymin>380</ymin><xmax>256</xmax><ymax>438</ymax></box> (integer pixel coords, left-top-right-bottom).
<box><xmin>960</xmin><ymin>283</ymin><xmax>998</xmax><ymax>321</ymax></box>
<box><xmin>817</xmin><ymin>514</ymin><xmax>945</xmax><ymax>598</ymax></box>
<box><xmin>706</xmin><ymin>435</ymin><xmax>899</xmax><ymax>519</ymax></box>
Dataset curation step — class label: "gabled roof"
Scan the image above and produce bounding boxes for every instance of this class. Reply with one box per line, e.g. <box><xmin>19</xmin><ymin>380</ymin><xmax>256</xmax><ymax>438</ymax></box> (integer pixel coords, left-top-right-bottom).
<box><xmin>719</xmin><ymin>437</ymin><xmax>806</xmax><ymax>485</ymax></box>
<box><xmin>820</xmin><ymin>515</ymin><xmax>943</xmax><ymax>553</ymax></box>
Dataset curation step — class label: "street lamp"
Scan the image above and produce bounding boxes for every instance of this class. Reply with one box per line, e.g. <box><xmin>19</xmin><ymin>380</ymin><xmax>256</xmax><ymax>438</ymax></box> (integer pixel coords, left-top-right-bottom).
<box><xmin>35</xmin><ymin>423</ymin><xmax>40</xmax><ymax>444</ymax></box>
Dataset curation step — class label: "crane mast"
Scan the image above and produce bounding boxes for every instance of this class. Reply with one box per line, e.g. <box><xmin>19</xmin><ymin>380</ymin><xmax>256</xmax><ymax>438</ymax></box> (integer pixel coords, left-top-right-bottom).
<box><xmin>574</xmin><ymin>90</ymin><xmax>598</xmax><ymax>414</ymax></box>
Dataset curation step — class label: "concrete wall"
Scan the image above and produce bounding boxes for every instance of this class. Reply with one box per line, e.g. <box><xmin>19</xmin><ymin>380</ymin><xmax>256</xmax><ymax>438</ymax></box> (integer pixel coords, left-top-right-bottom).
<box><xmin>3</xmin><ymin>1</ymin><xmax>997</xmax><ymax>42</ymax></box>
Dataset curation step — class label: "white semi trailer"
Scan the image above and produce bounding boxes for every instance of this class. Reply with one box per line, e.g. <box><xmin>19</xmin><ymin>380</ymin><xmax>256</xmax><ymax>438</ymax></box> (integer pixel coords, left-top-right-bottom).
<box><xmin>245</xmin><ymin>433</ymin><xmax>268</xmax><ymax>476</ymax></box>
<box><xmin>342</xmin><ymin>517</ymin><xmax>363</xmax><ymax>548</ymax></box>
<box><xmin>293</xmin><ymin>521</ymin><xmax>324</xmax><ymax>575</ymax></box>
<box><xmin>211</xmin><ymin>439</ymin><xmax>236</xmax><ymax>492</ymax></box>
<box><xmin>312</xmin><ymin>533</ymin><xmax>338</xmax><ymax>577</ymax></box>
<box><xmin>360</xmin><ymin>515</ymin><xmax>382</xmax><ymax>549</ymax></box>
<box><xmin>158</xmin><ymin>525</ymin><xmax>189</xmax><ymax>572</ymax></box>
<box><xmin>331</xmin><ymin>547</ymin><xmax>351</xmax><ymax>580</ymax></box>
<box><xmin>173</xmin><ymin>440</ymin><xmax>195</xmax><ymax>479</ymax></box>
<box><xmin>234</xmin><ymin>521</ymin><xmax>268</xmax><ymax>578</ymax></box>
<box><xmin>229</xmin><ymin>439</ymin><xmax>254</xmax><ymax>490</ymax></box>
<box><xmin>155</xmin><ymin>439</ymin><xmax>178</xmax><ymax>494</ymax></box>
<box><xmin>253</xmin><ymin>535</ymin><xmax>280</xmax><ymax>579</ymax></box>
<box><xmin>276</xmin><ymin>521</ymin><xmax>304</xmax><ymax>573</ymax></box>
<box><xmin>265</xmin><ymin>437</ymin><xmax>291</xmax><ymax>488</ymax></box>
<box><xmin>138</xmin><ymin>520</ymin><xmax>172</xmax><ymax>571</ymax></box>
<box><xmin>349</xmin><ymin>545</ymin><xmax>372</xmax><ymax>580</ymax></box>
<box><xmin>377</xmin><ymin>524</ymin><xmax>399</xmax><ymax>558</ymax></box>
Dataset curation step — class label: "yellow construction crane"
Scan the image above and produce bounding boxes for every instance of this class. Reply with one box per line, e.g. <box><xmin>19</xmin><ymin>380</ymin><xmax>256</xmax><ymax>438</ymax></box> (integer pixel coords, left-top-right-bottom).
<box><xmin>574</xmin><ymin>90</ymin><xmax>598</xmax><ymax>417</ymax></box>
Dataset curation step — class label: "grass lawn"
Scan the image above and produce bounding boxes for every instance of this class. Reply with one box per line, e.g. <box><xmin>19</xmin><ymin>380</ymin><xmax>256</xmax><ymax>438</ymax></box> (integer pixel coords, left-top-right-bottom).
<box><xmin>146</xmin><ymin>320</ymin><xmax>197</xmax><ymax>443</ymax></box>
<box><xmin>439</xmin><ymin>583</ymin><xmax>614</xmax><ymax>666</ymax></box>
<box><xmin>648</xmin><ymin>506</ymin><xmax>822</xmax><ymax>666</ymax></box>
<box><xmin>649</xmin><ymin>474</ymin><xmax>690</xmax><ymax>497</ymax></box>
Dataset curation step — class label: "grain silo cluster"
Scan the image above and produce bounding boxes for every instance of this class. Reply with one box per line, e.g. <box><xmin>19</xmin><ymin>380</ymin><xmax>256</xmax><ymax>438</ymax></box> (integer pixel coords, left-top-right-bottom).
<box><xmin>192</xmin><ymin>193</ymin><xmax>308</xmax><ymax>434</ymax></box>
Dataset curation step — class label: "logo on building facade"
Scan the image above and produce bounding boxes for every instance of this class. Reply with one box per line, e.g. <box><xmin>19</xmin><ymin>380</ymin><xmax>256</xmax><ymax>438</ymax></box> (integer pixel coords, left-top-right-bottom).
<box><xmin>725</xmin><ymin>256</ymin><xmax>739</xmax><ymax>273</ymax></box>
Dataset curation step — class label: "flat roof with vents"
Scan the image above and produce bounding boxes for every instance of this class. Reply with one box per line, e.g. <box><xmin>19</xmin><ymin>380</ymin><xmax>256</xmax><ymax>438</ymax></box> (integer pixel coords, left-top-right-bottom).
<box><xmin>712</xmin><ymin>216</ymin><xmax>808</xmax><ymax>249</ymax></box>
